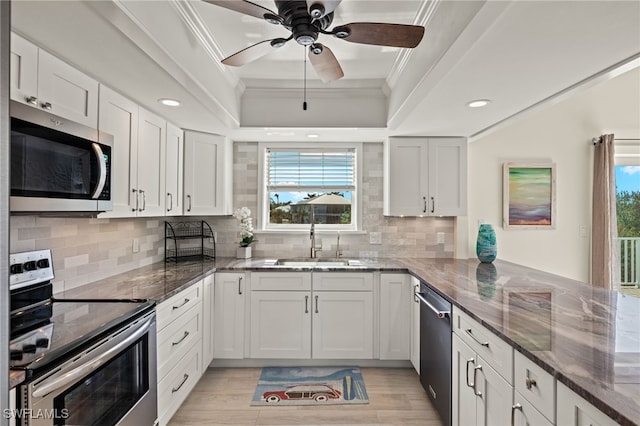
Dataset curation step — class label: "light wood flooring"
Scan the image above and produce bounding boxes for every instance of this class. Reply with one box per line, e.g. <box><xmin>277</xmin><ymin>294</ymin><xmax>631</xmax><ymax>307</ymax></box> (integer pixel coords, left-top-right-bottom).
<box><xmin>168</xmin><ymin>367</ymin><xmax>443</xmax><ymax>426</ymax></box>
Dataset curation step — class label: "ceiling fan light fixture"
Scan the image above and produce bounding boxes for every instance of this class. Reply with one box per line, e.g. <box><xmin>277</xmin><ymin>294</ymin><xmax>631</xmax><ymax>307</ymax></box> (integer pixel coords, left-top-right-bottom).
<box><xmin>271</xmin><ymin>38</ymin><xmax>288</xmax><ymax>48</ymax></box>
<box><xmin>309</xmin><ymin>43</ymin><xmax>323</xmax><ymax>55</ymax></box>
<box><xmin>467</xmin><ymin>99</ymin><xmax>491</xmax><ymax>108</ymax></box>
<box><xmin>158</xmin><ymin>98</ymin><xmax>180</xmax><ymax>107</ymax></box>
<box><xmin>263</xmin><ymin>13</ymin><xmax>283</xmax><ymax>25</ymax></box>
<box><xmin>309</xmin><ymin>3</ymin><xmax>325</xmax><ymax>19</ymax></box>
<box><xmin>333</xmin><ymin>26</ymin><xmax>350</xmax><ymax>39</ymax></box>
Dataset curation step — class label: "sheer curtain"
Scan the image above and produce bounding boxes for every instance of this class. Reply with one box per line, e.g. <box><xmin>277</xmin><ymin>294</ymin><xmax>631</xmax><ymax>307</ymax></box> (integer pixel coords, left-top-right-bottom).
<box><xmin>591</xmin><ymin>134</ymin><xmax>620</xmax><ymax>289</ymax></box>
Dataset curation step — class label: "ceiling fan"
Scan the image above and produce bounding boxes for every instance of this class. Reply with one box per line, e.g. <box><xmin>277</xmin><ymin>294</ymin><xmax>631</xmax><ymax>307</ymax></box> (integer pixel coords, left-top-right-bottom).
<box><xmin>203</xmin><ymin>0</ymin><xmax>425</xmax><ymax>83</ymax></box>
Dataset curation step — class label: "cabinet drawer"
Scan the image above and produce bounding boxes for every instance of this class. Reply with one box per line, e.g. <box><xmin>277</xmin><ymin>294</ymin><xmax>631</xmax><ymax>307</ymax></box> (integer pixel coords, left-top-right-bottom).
<box><xmin>454</xmin><ymin>307</ymin><xmax>513</xmax><ymax>383</ymax></box>
<box><xmin>514</xmin><ymin>350</ymin><xmax>554</xmax><ymax>422</ymax></box>
<box><xmin>313</xmin><ymin>272</ymin><xmax>373</xmax><ymax>291</ymax></box>
<box><xmin>251</xmin><ymin>272</ymin><xmax>311</xmax><ymax>291</ymax></box>
<box><xmin>158</xmin><ymin>349</ymin><xmax>201</xmax><ymax>426</ymax></box>
<box><xmin>157</xmin><ymin>303</ymin><xmax>202</xmax><ymax>380</ymax></box>
<box><xmin>513</xmin><ymin>390</ymin><xmax>554</xmax><ymax>426</ymax></box>
<box><xmin>157</xmin><ymin>281</ymin><xmax>202</xmax><ymax>331</ymax></box>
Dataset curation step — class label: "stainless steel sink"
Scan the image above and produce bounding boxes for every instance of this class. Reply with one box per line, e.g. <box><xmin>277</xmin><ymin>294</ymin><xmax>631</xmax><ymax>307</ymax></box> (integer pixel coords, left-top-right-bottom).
<box><xmin>274</xmin><ymin>258</ymin><xmax>363</xmax><ymax>267</ymax></box>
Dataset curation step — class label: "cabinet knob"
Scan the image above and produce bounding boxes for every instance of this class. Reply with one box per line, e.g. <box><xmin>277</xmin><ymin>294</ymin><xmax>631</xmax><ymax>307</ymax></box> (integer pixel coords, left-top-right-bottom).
<box><xmin>41</xmin><ymin>101</ymin><xmax>52</xmax><ymax>110</ymax></box>
<box><xmin>25</xmin><ymin>96</ymin><xmax>38</xmax><ymax>105</ymax></box>
<box><xmin>525</xmin><ymin>377</ymin><xmax>537</xmax><ymax>390</ymax></box>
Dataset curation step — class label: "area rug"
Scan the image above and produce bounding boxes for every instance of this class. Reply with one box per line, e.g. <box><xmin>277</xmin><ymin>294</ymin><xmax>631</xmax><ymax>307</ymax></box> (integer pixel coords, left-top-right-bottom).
<box><xmin>251</xmin><ymin>366</ymin><xmax>369</xmax><ymax>406</ymax></box>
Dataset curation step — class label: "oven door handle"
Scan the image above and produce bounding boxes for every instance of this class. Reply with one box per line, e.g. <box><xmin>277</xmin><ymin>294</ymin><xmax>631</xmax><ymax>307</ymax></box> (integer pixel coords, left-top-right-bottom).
<box><xmin>32</xmin><ymin>316</ymin><xmax>153</xmax><ymax>398</ymax></box>
<box><xmin>415</xmin><ymin>292</ymin><xmax>450</xmax><ymax>319</ymax></box>
<box><xmin>90</xmin><ymin>143</ymin><xmax>108</xmax><ymax>199</ymax></box>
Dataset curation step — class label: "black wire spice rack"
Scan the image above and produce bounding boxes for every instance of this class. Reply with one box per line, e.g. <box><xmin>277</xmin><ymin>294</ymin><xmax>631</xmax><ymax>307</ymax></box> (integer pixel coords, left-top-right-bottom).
<box><xmin>165</xmin><ymin>220</ymin><xmax>216</xmax><ymax>262</ymax></box>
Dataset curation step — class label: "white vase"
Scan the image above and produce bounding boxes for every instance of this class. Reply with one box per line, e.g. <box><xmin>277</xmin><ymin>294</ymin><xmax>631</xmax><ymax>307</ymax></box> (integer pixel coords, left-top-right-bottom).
<box><xmin>237</xmin><ymin>246</ymin><xmax>252</xmax><ymax>259</ymax></box>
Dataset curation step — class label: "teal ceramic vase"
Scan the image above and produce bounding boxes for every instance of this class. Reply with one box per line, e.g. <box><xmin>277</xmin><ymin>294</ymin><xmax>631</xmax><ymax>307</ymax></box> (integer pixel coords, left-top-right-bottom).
<box><xmin>476</xmin><ymin>223</ymin><xmax>497</xmax><ymax>263</ymax></box>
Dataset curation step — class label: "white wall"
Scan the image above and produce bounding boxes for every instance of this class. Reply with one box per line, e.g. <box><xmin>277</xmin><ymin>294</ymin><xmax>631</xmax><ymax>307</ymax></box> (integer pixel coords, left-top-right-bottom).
<box><xmin>467</xmin><ymin>67</ymin><xmax>640</xmax><ymax>282</ymax></box>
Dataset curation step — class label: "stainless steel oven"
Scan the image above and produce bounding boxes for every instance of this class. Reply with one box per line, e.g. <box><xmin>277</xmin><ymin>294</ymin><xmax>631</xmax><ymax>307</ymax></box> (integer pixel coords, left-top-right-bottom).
<box><xmin>10</xmin><ymin>100</ymin><xmax>112</xmax><ymax>213</ymax></box>
<box><xmin>21</xmin><ymin>311</ymin><xmax>157</xmax><ymax>426</ymax></box>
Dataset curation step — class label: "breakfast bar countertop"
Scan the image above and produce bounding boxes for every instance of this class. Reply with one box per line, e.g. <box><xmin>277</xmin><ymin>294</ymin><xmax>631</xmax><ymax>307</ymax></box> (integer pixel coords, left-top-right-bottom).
<box><xmin>50</xmin><ymin>257</ymin><xmax>639</xmax><ymax>425</ymax></box>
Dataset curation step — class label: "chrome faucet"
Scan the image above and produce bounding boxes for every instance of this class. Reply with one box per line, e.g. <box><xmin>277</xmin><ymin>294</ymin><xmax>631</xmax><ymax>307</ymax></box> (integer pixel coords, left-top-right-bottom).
<box><xmin>310</xmin><ymin>207</ymin><xmax>321</xmax><ymax>258</ymax></box>
<box><xmin>335</xmin><ymin>232</ymin><xmax>342</xmax><ymax>258</ymax></box>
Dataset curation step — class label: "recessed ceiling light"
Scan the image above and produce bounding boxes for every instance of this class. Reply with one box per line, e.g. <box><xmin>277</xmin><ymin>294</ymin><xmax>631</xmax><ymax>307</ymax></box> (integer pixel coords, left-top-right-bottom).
<box><xmin>307</xmin><ymin>133</ymin><xmax>320</xmax><ymax>138</ymax></box>
<box><xmin>158</xmin><ymin>98</ymin><xmax>180</xmax><ymax>107</ymax></box>
<box><xmin>467</xmin><ymin>99</ymin><xmax>491</xmax><ymax>108</ymax></box>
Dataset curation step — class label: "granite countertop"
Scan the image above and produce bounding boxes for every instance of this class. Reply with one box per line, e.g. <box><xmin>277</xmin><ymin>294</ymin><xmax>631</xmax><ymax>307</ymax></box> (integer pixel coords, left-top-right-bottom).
<box><xmin>21</xmin><ymin>256</ymin><xmax>637</xmax><ymax>425</ymax></box>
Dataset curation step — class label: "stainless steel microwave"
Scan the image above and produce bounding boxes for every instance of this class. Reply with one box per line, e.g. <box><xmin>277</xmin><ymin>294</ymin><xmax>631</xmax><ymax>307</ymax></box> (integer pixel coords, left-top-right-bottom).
<box><xmin>10</xmin><ymin>101</ymin><xmax>112</xmax><ymax>213</ymax></box>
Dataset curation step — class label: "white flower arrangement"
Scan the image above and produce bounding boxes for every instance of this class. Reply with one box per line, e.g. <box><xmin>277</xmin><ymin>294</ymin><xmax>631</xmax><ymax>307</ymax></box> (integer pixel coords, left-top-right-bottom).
<box><xmin>233</xmin><ymin>206</ymin><xmax>255</xmax><ymax>247</ymax></box>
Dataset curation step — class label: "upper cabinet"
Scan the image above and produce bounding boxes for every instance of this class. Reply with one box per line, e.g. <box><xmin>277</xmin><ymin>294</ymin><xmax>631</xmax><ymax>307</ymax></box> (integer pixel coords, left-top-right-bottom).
<box><xmin>11</xmin><ymin>33</ymin><xmax>98</xmax><ymax>128</ymax></box>
<box><xmin>183</xmin><ymin>131</ymin><xmax>232</xmax><ymax>216</ymax></box>
<box><xmin>136</xmin><ymin>108</ymin><xmax>167</xmax><ymax>217</ymax></box>
<box><xmin>384</xmin><ymin>137</ymin><xmax>467</xmax><ymax>216</ymax></box>
<box><xmin>165</xmin><ymin>122</ymin><xmax>184</xmax><ymax>216</ymax></box>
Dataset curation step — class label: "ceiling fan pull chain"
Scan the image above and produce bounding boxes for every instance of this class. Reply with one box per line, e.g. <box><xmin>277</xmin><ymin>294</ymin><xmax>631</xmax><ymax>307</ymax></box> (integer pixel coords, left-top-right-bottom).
<box><xmin>303</xmin><ymin>47</ymin><xmax>308</xmax><ymax>111</ymax></box>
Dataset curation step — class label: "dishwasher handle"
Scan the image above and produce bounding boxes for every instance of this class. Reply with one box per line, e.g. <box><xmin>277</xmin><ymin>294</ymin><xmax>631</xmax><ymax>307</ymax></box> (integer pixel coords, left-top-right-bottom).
<box><xmin>416</xmin><ymin>292</ymin><xmax>450</xmax><ymax>319</ymax></box>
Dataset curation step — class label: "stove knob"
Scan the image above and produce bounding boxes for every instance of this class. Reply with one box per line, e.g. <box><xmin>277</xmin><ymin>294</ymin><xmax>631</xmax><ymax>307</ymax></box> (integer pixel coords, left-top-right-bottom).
<box><xmin>22</xmin><ymin>344</ymin><xmax>37</xmax><ymax>353</ymax></box>
<box><xmin>35</xmin><ymin>338</ymin><xmax>49</xmax><ymax>348</ymax></box>
<box><xmin>10</xmin><ymin>263</ymin><xmax>23</xmax><ymax>274</ymax></box>
<box><xmin>10</xmin><ymin>350</ymin><xmax>23</xmax><ymax>361</ymax></box>
<box><xmin>37</xmin><ymin>259</ymin><xmax>50</xmax><ymax>268</ymax></box>
<box><xmin>23</xmin><ymin>261</ymin><xmax>37</xmax><ymax>271</ymax></box>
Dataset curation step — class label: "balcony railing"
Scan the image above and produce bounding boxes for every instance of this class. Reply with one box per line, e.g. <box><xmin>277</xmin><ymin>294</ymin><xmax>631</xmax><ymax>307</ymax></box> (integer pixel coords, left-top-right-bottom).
<box><xmin>619</xmin><ymin>237</ymin><xmax>640</xmax><ymax>286</ymax></box>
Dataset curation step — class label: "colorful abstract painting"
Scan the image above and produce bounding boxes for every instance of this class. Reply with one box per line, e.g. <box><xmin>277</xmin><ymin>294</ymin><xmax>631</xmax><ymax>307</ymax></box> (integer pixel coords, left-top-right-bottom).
<box><xmin>503</xmin><ymin>163</ymin><xmax>556</xmax><ymax>229</ymax></box>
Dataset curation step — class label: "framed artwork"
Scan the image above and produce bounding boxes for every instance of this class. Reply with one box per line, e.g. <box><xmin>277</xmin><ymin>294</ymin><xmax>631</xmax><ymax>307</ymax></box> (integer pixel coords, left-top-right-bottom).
<box><xmin>503</xmin><ymin>162</ymin><xmax>556</xmax><ymax>229</ymax></box>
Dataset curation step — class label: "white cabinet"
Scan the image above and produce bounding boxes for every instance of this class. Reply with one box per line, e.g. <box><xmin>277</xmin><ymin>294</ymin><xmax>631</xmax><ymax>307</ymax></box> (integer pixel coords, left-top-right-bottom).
<box><xmin>156</xmin><ymin>281</ymin><xmax>203</xmax><ymax>426</ymax></box>
<box><xmin>201</xmin><ymin>273</ymin><xmax>215</xmax><ymax>370</ymax></box>
<box><xmin>556</xmin><ymin>382</ymin><xmax>619</xmax><ymax>426</ymax></box>
<box><xmin>97</xmin><ymin>85</ymin><xmax>138</xmax><ymax>218</ymax></box>
<box><xmin>513</xmin><ymin>350</ymin><xmax>555</xmax><ymax>424</ymax></box>
<box><xmin>165</xmin><ymin>122</ymin><xmax>184</xmax><ymax>216</ymax></box>
<box><xmin>384</xmin><ymin>137</ymin><xmax>467</xmax><ymax>216</ymax></box>
<box><xmin>136</xmin><ymin>108</ymin><xmax>166</xmax><ymax>216</ymax></box>
<box><xmin>452</xmin><ymin>334</ymin><xmax>513</xmax><ymax>426</ymax></box>
<box><xmin>379</xmin><ymin>273</ymin><xmax>411</xmax><ymax>360</ymax></box>
<box><xmin>410</xmin><ymin>276</ymin><xmax>421</xmax><ymax>374</ymax></box>
<box><xmin>183</xmin><ymin>131</ymin><xmax>232</xmax><ymax>216</ymax></box>
<box><xmin>214</xmin><ymin>273</ymin><xmax>245</xmax><ymax>359</ymax></box>
<box><xmin>11</xmin><ymin>33</ymin><xmax>98</xmax><ymax>128</ymax></box>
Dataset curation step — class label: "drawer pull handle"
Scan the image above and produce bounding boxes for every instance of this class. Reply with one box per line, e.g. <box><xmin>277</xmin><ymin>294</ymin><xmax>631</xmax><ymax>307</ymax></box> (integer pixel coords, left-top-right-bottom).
<box><xmin>511</xmin><ymin>403</ymin><xmax>523</xmax><ymax>426</ymax></box>
<box><xmin>465</xmin><ymin>358</ymin><xmax>475</xmax><ymax>388</ymax></box>
<box><xmin>315</xmin><ymin>295</ymin><xmax>319</xmax><ymax>314</ymax></box>
<box><xmin>465</xmin><ymin>328</ymin><xmax>490</xmax><ymax>347</ymax></box>
<box><xmin>238</xmin><ymin>277</ymin><xmax>243</xmax><ymax>295</ymax></box>
<box><xmin>423</xmin><ymin>196</ymin><xmax>427</xmax><ymax>213</ymax></box>
<box><xmin>172</xmin><ymin>298</ymin><xmax>190</xmax><ymax>310</ymax></box>
<box><xmin>526</xmin><ymin>377</ymin><xmax>537</xmax><ymax>390</ymax></box>
<box><xmin>172</xmin><ymin>331</ymin><xmax>190</xmax><ymax>346</ymax></box>
<box><xmin>305</xmin><ymin>295</ymin><xmax>309</xmax><ymax>314</ymax></box>
<box><xmin>473</xmin><ymin>365</ymin><xmax>483</xmax><ymax>397</ymax></box>
<box><xmin>172</xmin><ymin>374</ymin><xmax>189</xmax><ymax>393</ymax></box>
<box><xmin>413</xmin><ymin>284</ymin><xmax>420</xmax><ymax>303</ymax></box>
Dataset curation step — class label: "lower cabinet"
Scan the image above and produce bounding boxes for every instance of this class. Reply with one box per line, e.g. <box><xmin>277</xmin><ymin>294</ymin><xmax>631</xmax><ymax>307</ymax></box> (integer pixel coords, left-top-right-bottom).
<box><xmin>249</xmin><ymin>271</ymin><xmax>373</xmax><ymax>359</ymax></box>
<box><xmin>201</xmin><ymin>273</ymin><xmax>215</xmax><ymax>370</ymax></box>
<box><xmin>156</xmin><ymin>281</ymin><xmax>203</xmax><ymax>426</ymax></box>
<box><xmin>410</xmin><ymin>276</ymin><xmax>421</xmax><ymax>374</ymax></box>
<box><xmin>213</xmin><ymin>272</ymin><xmax>245</xmax><ymax>359</ymax></box>
<box><xmin>379</xmin><ymin>273</ymin><xmax>411</xmax><ymax>360</ymax></box>
<box><xmin>556</xmin><ymin>382</ymin><xmax>619</xmax><ymax>426</ymax></box>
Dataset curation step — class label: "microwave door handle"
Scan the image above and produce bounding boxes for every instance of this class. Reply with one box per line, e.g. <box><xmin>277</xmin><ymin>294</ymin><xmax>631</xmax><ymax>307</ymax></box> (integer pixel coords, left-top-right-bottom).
<box><xmin>32</xmin><ymin>316</ymin><xmax>153</xmax><ymax>398</ymax></box>
<box><xmin>90</xmin><ymin>143</ymin><xmax>107</xmax><ymax>199</ymax></box>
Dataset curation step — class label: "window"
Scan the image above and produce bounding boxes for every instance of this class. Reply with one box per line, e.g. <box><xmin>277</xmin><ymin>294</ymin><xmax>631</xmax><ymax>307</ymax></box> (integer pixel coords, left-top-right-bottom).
<box><xmin>615</xmin><ymin>141</ymin><xmax>640</xmax><ymax>287</ymax></box>
<box><xmin>259</xmin><ymin>143</ymin><xmax>361</xmax><ymax>231</ymax></box>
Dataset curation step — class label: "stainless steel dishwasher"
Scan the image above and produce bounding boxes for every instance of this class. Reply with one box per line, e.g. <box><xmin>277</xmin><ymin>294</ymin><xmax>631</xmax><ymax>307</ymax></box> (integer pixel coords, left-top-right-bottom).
<box><xmin>417</xmin><ymin>282</ymin><xmax>452</xmax><ymax>426</ymax></box>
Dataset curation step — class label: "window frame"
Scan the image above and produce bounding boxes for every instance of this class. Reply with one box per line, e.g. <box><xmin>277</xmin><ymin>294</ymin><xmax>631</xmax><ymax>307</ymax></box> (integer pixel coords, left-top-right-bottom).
<box><xmin>258</xmin><ymin>141</ymin><xmax>363</xmax><ymax>232</ymax></box>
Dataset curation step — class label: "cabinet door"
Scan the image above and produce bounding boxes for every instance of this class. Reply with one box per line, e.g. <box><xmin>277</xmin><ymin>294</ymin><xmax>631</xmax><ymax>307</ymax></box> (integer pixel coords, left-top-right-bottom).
<box><xmin>410</xmin><ymin>277</ymin><xmax>421</xmax><ymax>374</ymax></box>
<box><xmin>214</xmin><ymin>273</ymin><xmax>245</xmax><ymax>359</ymax></box>
<box><xmin>379</xmin><ymin>273</ymin><xmax>411</xmax><ymax>360</ymax></box>
<box><xmin>97</xmin><ymin>85</ymin><xmax>138</xmax><ymax>218</ymax></box>
<box><xmin>385</xmin><ymin>138</ymin><xmax>428</xmax><ymax>216</ymax></box>
<box><xmin>10</xmin><ymin>32</ymin><xmax>38</xmax><ymax>105</ymax></box>
<box><xmin>452</xmin><ymin>334</ymin><xmax>478</xmax><ymax>426</ymax></box>
<box><xmin>557</xmin><ymin>382</ymin><xmax>619</xmax><ymax>426</ymax></box>
<box><xmin>312</xmin><ymin>291</ymin><xmax>373</xmax><ymax>359</ymax></box>
<box><xmin>250</xmin><ymin>291</ymin><xmax>311</xmax><ymax>358</ymax></box>
<box><xmin>136</xmin><ymin>108</ymin><xmax>166</xmax><ymax>216</ymax></box>
<box><xmin>428</xmin><ymin>138</ymin><xmax>467</xmax><ymax>216</ymax></box>
<box><xmin>37</xmin><ymin>49</ymin><xmax>98</xmax><ymax>128</ymax></box>
<box><xmin>165</xmin><ymin>122</ymin><xmax>184</xmax><ymax>216</ymax></box>
<box><xmin>183</xmin><ymin>131</ymin><xmax>231</xmax><ymax>216</ymax></box>
<box><xmin>202</xmin><ymin>274</ymin><xmax>215</xmax><ymax>371</ymax></box>
<box><xmin>475</xmin><ymin>354</ymin><xmax>513</xmax><ymax>426</ymax></box>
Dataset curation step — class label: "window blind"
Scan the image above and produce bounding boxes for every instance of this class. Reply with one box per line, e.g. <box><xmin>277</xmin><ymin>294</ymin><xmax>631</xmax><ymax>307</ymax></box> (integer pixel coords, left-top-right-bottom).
<box><xmin>266</xmin><ymin>148</ymin><xmax>356</xmax><ymax>189</ymax></box>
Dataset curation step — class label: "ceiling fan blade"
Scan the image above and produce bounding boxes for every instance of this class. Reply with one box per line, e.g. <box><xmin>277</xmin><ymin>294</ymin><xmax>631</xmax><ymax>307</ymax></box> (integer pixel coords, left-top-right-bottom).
<box><xmin>203</xmin><ymin>0</ymin><xmax>280</xmax><ymax>22</ymax></box>
<box><xmin>222</xmin><ymin>39</ymin><xmax>281</xmax><ymax>66</ymax></box>
<box><xmin>307</xmin><ymin>0</ymin><xmax>342</xmax><ymax>19</ymax></box>
<box><xmin>337</xmin><ymin>23</ymin><xmax>425</xmax><ymax>48</ymax></box>
<box><xmin>308</xmin><ymin>44</ymin><xmax>344</xmax><ymax>83</ymax></box>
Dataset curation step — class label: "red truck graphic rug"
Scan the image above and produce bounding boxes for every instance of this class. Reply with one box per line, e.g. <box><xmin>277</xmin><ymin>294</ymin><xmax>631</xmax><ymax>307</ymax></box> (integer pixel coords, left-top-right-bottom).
<box><xmin>251</xmin><ymin>367</ymin><xmax>368</xmax><ymax>406</ymax></box>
